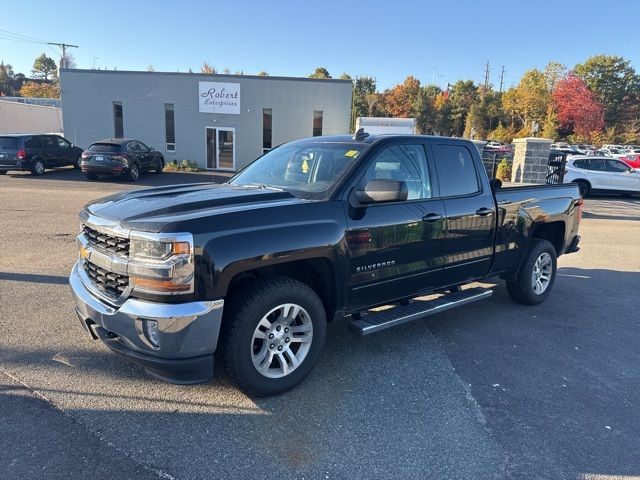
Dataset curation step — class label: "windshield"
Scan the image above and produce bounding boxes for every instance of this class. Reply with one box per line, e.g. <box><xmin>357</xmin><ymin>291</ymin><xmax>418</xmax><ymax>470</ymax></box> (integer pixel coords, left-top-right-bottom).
<box><xmin>231</xmin><ymin>141</ymin><xmax>367</xmax><ymax>199</ymax></box>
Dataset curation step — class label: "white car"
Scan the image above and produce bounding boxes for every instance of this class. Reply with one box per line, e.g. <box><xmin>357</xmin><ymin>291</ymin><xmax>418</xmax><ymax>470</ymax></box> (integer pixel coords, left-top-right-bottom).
<box><xmin>599</xmin><ymin>148</ymin><xmax>627</xmax><ymax>159</ymax></box>
<box><xmin>564</xmin><ymin>156</ymin><xmax>639</xmax><ymax>197</ymax></box>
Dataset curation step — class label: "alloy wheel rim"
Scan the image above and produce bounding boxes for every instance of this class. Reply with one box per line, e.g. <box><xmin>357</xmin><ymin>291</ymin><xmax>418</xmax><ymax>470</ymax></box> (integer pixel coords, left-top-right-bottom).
<box><xmin>531</xmin><ymin>252</ymin><xmax>553</xmax><ymax>294</ymax></box>
<box><xmin>131</xmin><ymin>165</ymin><xmax>139</xmax><ymax>180</ymax></box>
<box><xmin>250</xmin><ymin>303</ymin><xmax>313</xmax><ymax>379</ymax></box>
<box><xmin>35</xmin><ymin>162</ymin><xmax>44</xmax><ymax>174</ymax></box>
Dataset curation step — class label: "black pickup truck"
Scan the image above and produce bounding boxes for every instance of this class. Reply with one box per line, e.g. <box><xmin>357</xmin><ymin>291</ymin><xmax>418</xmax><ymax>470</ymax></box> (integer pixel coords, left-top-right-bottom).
<box><xmin>70</xmin><ymin>132</ymin><xmax>582</xmax><ymax>396</ymax></box>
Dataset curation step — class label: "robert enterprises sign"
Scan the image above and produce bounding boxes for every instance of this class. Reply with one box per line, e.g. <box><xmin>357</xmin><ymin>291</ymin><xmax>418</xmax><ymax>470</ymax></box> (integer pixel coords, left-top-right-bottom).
<box><xmin>198</xmin><ymin>82</ymin><xmax>240</xmax><ymax>114</ymax></box>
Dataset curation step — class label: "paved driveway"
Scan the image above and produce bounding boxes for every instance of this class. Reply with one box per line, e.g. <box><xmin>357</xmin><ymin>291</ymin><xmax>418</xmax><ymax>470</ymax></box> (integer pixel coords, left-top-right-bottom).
<box><xmin>1</xmin><ymin>168</ymin><xmax>639</xmax><ymax>479</ymax></box>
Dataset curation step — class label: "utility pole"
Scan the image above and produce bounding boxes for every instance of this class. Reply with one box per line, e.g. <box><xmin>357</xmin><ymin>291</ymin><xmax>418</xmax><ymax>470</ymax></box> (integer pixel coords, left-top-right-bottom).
<box><xmin>499</xmin><ymin>66</ymin><xmax>505</xmax><ymax>93</ymax></box>
<box><xmin>47</xmin><ymin>42</ymin><xmax>79</xmax><ymax>68</ymax></box>
<box><xmin>483</xmin><ymin>61</ymin><xmax>490</xmax><ymax>89</ymax></box>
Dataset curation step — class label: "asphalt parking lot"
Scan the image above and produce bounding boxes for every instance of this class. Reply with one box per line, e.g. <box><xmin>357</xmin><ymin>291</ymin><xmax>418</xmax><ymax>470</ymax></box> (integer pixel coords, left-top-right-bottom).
<box><xmin>1</xmin><ymin>167</ymin><xmax>639</xmax><ymax>480</ymax></box>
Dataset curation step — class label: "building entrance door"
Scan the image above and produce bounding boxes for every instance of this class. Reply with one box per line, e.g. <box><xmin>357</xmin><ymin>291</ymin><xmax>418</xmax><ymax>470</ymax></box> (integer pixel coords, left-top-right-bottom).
<box><xmin>206</xmin><ymin>127</ymin><xmax>235</xmax><ymax>171</ymax></box>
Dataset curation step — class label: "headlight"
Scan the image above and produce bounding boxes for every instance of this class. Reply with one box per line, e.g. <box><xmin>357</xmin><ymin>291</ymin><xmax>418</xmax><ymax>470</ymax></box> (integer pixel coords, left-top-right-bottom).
<box><xmin>128</xmin><ymin>233</ymin><xmax>194</xmax><ymax>295</ymax></box>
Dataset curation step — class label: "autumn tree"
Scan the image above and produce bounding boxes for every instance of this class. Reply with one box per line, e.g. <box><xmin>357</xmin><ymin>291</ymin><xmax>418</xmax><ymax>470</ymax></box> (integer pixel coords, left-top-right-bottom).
<box><xmin>32</xmin><ymin>53</ymin><xmax>57</xmax><ymax>80</ymax></box>
<box><xmin>541</xmin><ymin>105</ymin><xmax>559</xmax><ymax>140</ymax></box>
<box><xmin>338</xmin><ymin>73</ymin><xmax>352</xmax><ymax>80</ymax></box>
<box><xmin>201</xmin><ymin>61</ymin><xmax>217</xmax><ymax>74</ymax></box>
<box><xmin>379</xmin><ymin>76</ymin><xmax>436</xmax><ymax>133</ymax></box>
<box><xmin>257</xmin><ymin>71</ymin><xmax>269</xmax><ymax>76</ymax></box>
<box><xmin>552</xmin><ymin>75</ymin><xmax>604</xmax><ymax>139</ymax></box>
<box><xmin>502</xmin><ymin>69</ymin><xmax>550</xmax><ymax>135</ymax></box>
<box><xmin>19</xmin><ymin>81</ymin><xmax>60</xmax><ymax>98</ymax></box>
<box><xmin>309</xmin><ymin>67</ymin><xmax>331</xmax><ymax>79</ymax></box>
<box><xmin>574</xmin><ymin>55</ymin><xmax>640</xmax><ymax>126</ymax></box>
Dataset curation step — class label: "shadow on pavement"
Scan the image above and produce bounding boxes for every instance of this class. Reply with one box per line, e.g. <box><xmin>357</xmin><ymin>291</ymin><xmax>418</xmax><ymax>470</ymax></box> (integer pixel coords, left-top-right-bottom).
<box><xmin>0</xmin><ymin>271</ymin><xmax>69</xmax><ymax>285</ymax></box>
<box><xmin>426</xmin><ymin>267</ymin><xmax>640</xmax><ymax>479</ymax></box>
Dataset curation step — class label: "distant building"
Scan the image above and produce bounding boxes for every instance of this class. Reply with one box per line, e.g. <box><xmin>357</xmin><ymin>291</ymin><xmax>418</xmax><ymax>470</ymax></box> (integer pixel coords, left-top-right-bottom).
<box><xmin>0</xmin><ymin>98</ymin><xmax>63</xmax><ymax>134</ymax></box>
<box><xmin>60</xmin><ymin>69</ymin><xmax>352</xmax><ymax>171</ymax></box>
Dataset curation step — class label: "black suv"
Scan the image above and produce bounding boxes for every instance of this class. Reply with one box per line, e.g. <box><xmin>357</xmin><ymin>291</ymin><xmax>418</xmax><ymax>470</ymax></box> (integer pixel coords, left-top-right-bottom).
<box><xmin>80</xmin><ymin>139</ymin><xmax>165</xmax><ymax>182</ymax></box>
<box><xmin>0</xmin><ymin>134</ymin><xmax>83</xmax><ymax>175</ymax></box>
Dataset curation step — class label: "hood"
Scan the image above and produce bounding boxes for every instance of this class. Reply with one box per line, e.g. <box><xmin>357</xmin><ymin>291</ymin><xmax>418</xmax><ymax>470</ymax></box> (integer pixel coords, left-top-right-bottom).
<box><xmin>84</xmin><ymin>182</ymin><xmax>303</xmax><ymax>232</ymax></box>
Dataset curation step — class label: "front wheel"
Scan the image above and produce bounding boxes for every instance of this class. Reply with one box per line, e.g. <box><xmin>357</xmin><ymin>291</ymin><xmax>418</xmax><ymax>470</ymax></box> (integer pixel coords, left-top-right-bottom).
<box><xmin>506</xmin><ymin>239</ymin><xmax>557</xmax><ymax>305</ymax></box>
<box><xmin>154</xmin><ymin>159</ymin><xmax>164</xmax><ymax>174</ymax></box>
<box><xmin>221</xmin><ymin>276</ymin><xmax>327</xmax><ymax>396</ymax></box>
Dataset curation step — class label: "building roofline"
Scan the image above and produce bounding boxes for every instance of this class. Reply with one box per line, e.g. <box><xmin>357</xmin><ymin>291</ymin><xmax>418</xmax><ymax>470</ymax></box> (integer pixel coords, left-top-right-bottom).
<box><xmin>59</xmin><ymin>68</ymin><xmax>353</xmax><ymax>84</ymax></box>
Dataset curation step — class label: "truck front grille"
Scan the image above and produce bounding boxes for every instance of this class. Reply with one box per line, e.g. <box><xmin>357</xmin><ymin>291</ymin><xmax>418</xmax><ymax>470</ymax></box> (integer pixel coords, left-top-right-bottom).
<box><xmin>82</xmin><ymin>225</ymin><xmax>130</xmax><ymax>257</ymax></box>
<box><xmin>82</xmin><ymin>260</ymin><xmax>129</xmax><ymax>298</ymax></box>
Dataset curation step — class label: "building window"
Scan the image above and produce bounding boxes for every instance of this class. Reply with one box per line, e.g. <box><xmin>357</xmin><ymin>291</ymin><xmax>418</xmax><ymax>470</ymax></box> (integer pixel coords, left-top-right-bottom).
<box><xmin>164</xmin><ymin>103</ymin><xmax>175</xmax><ymax>152</ymax></box>
<box><xmin>313</xmin><ymin>110</ymin><xmax>323</xmax><ymax>137</ymax></box>
<box><xmin>113</xmin><ymin>101</ymin><xmax>123</xmax><ymax>138</ymax></box>
<box><xmin>263</xmin><ymin>108</ymin><xmax>272</xmax><ymax>153</ymax></box>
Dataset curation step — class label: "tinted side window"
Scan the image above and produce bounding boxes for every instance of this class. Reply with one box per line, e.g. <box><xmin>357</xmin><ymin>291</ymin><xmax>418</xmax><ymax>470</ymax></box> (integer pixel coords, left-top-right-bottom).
<box><xmin>433</xmin><ymin>144</ymin><xmax>480</xmax><ymax>197</ymax></box>
<box><xmin>606</xmin><ymin>159</ymin><xmax>629</xmax><ymax>172</ymax></box>
<box><xmin>55</xmin><ymin>136</ymin><xmax>70</xmax><ymax>148</ymax></box>
<box><xmin>362</xmin><ymin>144</ymin><xmax>431</xmax><ymax>200</ymax></box>
<box><xmin>41</xmin><ymin>136</ymin><xmax>57</xmax><ymax>149</ymax></box>
<box><xmin>573</xmin><ymin>159</ymin><xmax>587</xmax><ymax>169</ymax></box>
<box><xmin>589</xmin><ymin>159</ymin><xmax>606</xmax><ymax>171</ymax></box>
<box><xmin>24</xmin><ymin>137</ymin><xmax>41</xmax><ymax>148</ymax></box>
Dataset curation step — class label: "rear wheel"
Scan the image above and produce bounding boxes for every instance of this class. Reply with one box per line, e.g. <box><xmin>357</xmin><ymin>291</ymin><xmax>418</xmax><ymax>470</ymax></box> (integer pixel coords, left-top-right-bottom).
<box><xmin>127</xmin><ymin>163</ymin><xmax>140</xmax><ymax>182</ymax></box>
<box><xmin>506</xmin><ymin>239</ymin><xmax>557</xmax><ymax>306</ymax></box>
<box><xmin>575</xmin><ymin>180</ymin><xmax>590</xmax><ymax>197</ymax></box>
<box><xmin>31</xmin><ymin>159</ymin><xmax>45</xmax><ymax>176</ymax></box>
<box><xmin>221</xmin><ymin>276</ymin><xmax>327</xmax><ymax>396</ymax></box>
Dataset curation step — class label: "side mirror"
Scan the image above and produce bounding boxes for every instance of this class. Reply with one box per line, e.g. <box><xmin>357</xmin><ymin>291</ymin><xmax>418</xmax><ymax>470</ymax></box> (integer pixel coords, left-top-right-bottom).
<box><xmin>352</xmin><ymin>179</ymin><xmax>408</xmax><ymax>205</ymax></box>
<box><xmin>490</xmin><ymin>178</ymin><xmax>502</xmax><ymax>191</ymax></box>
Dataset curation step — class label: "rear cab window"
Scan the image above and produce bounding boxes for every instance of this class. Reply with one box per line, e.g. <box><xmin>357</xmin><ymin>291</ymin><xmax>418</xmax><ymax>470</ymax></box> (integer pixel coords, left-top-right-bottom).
<box><xmin>432</xmin><ymin>143</ymin><xmax>480</xmax><ymax>197</ymax></box>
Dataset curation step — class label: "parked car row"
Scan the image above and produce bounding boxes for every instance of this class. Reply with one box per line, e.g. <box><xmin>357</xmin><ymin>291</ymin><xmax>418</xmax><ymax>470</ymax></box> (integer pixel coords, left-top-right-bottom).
<box><xmin>0</xmin><ymin>134</ymin><xmax>164</xmax><ymax>182</ymax></box>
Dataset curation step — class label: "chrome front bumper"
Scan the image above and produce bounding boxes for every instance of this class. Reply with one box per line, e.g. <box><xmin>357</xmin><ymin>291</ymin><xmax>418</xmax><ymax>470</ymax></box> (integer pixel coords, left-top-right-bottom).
<box><xmin>69</xmin><ymin>261</ymin><xmax>224</xmax><ymax>384</ymax></box>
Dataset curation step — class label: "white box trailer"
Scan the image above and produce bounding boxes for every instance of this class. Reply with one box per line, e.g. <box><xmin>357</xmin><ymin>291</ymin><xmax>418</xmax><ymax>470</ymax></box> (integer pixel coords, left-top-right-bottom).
<box><xmin>355</xmin><ymin>117</ymin><xmax>416</xmax><ymax>135</ymax></box>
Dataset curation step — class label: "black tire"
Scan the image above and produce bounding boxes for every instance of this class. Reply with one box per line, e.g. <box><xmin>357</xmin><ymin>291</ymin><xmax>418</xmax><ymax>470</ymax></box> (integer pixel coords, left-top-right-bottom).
<box><xmin>74</xmin><ymin>157</ymin><xmax>81</xmax><ymax>169</ymax></box>
<box><xmin>575</xmin><ymin>180</ymin><xmax>590</xmax><ymax>198</ymax></box>
<box><xmin>0</xmin><ymin>170</ymin><xmax>7</xmax><ymax>175</ymax></box>
<box><xmin>127</xmin><ymin>163</ymin><xmax>140</xmax><ymax>182</ymax></box>
<box><xmin>154</xmin><ymin>159</ymin><xmax>164</xmax><ymax>174</ymax></box>
<box><xmin>506</xmin><ymin>238</ymin><xmax>558</xmax><ymax>306</ymax></box>
<box><xmin>221</xmin><ymin>276</ymin><xmax>327</xmax><ymax>397</ymax></box>
<box><xmin>31</xmin><ymin>159</ymin><xmax>45</xmax><ymax>176</ymax></box>
<box><xmin>84</xmin><ymin>173</ymin><xmax>97</xmax><ymax>180</ymax></box>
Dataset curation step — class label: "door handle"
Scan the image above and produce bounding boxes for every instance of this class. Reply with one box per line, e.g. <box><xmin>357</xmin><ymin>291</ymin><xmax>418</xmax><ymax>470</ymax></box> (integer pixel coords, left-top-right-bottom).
<box><xmin>422</xmin><ymin>213</ymin><xmax>443</xmax><ymax>222</ymax></box>
<box><xmin>476</xmin><ymin>207</ymin><xmax>493</xmax><ymax>216</ymax></box>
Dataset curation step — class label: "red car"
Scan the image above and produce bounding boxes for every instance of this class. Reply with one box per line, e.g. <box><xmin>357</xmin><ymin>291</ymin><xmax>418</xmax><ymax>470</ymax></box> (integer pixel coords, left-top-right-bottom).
<box><xmin>621</xmin><ymin>154</ymin><xmax>640</xmax><ymax>169</ymax></box>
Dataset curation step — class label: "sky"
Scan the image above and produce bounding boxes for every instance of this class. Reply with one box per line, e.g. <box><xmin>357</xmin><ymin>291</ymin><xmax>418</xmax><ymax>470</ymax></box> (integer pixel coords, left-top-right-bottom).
<box><xmin>1</xmin><ymin>0</ymin><xmax>639</xmax><ymax>91</ymax></box>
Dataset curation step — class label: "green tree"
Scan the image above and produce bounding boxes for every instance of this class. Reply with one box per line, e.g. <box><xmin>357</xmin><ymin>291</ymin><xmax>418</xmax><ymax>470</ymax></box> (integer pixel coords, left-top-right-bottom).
<box><xmin>309</xmin><ymin>67</ymin><xmax>331</xmax><ymax>79</ymax></box>
<box><xmin>543</xmin><ymin>61</ymin><xmax>567</xmax><ymax>91</ymax></box>
<box><xmin>339</xmin><ymin>73</ymin><xmax>352</xmax><ymax>80</ymax></box>
<box><xmin>488</xmin><ymin>123</ymin><xmax>513</xmax><ymax>143</ymax></box>
<box><xmin>350</xmin><ymin>76</ymin><xmax>377</xmax><ymax>131</ymax></box>
<box><xmin>257</xmin><ymin>70</ymin><xmax>268</xmax><ymax>76</ymax></box>
<box><xmin>448</xmin><ymin>80</ymin><xmax>478</xmax><ymax>136</ymax></box>
<box><xmin>574</xmin><ymin>55</ymin><xmax>640</xmax><ymax>126</ymax></box>
<box><xmin>32</xmin><ymin>53</ymin><xmax>57</xmax><ymax>80</ymax></box>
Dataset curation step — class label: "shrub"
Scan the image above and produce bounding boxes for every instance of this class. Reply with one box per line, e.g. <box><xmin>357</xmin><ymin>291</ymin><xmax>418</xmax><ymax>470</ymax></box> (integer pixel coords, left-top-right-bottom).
<box><xmin>495</xmin><ymin>158</ymin><xmax>512</xmax><ymax>182</ymax></box>
<box><xmin>163</xmin><ymin>159</ymin><xmax>199</xmax><ymax>172</ymax></box>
